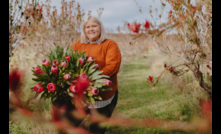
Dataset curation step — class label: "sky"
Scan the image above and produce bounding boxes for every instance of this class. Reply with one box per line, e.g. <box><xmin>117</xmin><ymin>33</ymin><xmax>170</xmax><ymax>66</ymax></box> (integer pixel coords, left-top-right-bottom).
<box><xmin>41</xmin><ymin>0</ymin><xmax>172</xmax><ymax>33</ymax></box>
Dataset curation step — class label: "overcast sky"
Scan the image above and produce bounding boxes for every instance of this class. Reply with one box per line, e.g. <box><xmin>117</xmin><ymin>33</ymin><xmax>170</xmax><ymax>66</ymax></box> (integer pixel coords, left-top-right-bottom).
<box><xmin>43</xmin><ymin>0</ymin><xmax>172</xmax><ymax>33</ymax></box>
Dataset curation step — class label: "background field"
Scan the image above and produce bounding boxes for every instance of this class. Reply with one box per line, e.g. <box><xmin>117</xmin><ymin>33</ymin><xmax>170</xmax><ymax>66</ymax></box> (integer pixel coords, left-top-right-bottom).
<box><xmin>9</xmin><ymin>33</ymin><xmax>210</xmax><ymax>134</ymax></box>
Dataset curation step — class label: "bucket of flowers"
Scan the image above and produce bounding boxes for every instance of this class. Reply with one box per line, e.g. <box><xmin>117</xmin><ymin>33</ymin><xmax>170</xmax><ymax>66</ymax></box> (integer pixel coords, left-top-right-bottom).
<box><xmin>31</xmin><ymin>45</ymin><xmax>112</xmax><ymax>106</ymax></box>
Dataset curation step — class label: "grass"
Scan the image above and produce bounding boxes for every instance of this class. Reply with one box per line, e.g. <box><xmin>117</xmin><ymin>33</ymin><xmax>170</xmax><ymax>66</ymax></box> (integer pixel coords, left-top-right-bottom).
<box><xmin>104</xmin><ymin>55</ymin><xmax>208</xmax><ymax>134</ymax></box>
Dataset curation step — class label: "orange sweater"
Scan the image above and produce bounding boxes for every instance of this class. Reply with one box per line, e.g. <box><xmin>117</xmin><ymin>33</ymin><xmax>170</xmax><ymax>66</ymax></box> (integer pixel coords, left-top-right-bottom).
<box><xmin>71</xmin><ymin>39</ymin><xmax>121</xmax><ymax>100</ymax></box>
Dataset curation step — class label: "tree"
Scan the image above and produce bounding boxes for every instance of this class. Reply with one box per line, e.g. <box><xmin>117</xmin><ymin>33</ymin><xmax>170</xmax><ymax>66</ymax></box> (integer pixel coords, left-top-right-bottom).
<box><xmin>127</xmin><ymin>0</ymin><xmax>212</xmax><ymax>96</ymax></box>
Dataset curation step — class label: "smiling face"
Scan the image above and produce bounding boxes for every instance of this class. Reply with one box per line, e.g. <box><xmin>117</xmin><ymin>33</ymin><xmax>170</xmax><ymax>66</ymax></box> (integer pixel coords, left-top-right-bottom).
<box><xmin>84</xmin><ymin>20</ymin><xmax>101</xmax><ymax>42</ymax></box>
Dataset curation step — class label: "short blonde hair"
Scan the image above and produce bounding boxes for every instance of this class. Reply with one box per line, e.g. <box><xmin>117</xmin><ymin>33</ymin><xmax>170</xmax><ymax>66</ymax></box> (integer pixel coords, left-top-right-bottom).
<box><xmin>81</xmin><ymin>16</ymin><xmax>106</xmax><ymax>44</ymax></box>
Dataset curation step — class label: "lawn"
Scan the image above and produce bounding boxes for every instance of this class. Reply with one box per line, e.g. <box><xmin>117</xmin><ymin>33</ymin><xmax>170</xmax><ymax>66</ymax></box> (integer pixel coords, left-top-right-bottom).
<box><xmin>105</xmin><ymin>52</ymin><xmax>208</xmax><ymax>134</ymax></box>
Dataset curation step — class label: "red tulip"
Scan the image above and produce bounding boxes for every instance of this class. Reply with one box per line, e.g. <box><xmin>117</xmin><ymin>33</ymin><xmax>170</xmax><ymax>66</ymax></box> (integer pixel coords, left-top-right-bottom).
<box><xmin>79</xmin><ymin>73</ymin><xmax>88</xmax><ymax>80</ymax></box>
<box><xmin>47</xmin><ymin>83</ymin><xmax>56</xmax><ymax>92</ymax></box>
<box><xmin>74</xmin><ymin>73</ymin><xmax>90</xmax><ymax>93</ymax></box>
<box><xmin>42</xmin><ymin>59</ymin><xmax>50</xmax><ymax>66</ymax></box>
<box><xmin>51</xmin><ymin>65</ymin><xmax>59</xmax><ymax>73</ymax></box>
<box><xmin>65</xmin><ymin>55</ymin><xmax>70</xmax><ymax>62</ymax></box>
<box><xmin>79</xmin><ymin>58</ymin><xmax>84</xmax><ymax>66</ymax></box>
<box><xmin>34</xmin><ymin>84</ymin><xmax>44</xmax><ymax>93</ymax></box>
<box><xmin>90</xmin><ymin>87</ymin><xmax>99</xmax><ymax>95</ymax></box>
<box><xmin>61</xmin><ymin>61</ymin><xmax>67</xmax><ymax>68</ymax></box>
<box><xmin>69</xmin><ymin>85</ymin><xmax>77</xmax><ymax>93</ymax></box>
<box><xmin>52</xmin><ymin>61</ymin><xmax>59</xmax><ymax>66</ymax></box>
<box><xmin>143</xmin><ymin>20</ymin><xmax>150</xmax><ymax>29</ymax></box>
<box><xmin>34</xmin><ymin>67</ymin><xmax>44</xmax><ymax>75</ymax></box>
<box><xmin>129</xmin><ymin>22</ymin><xmax>141</xmax><ymax>33</ymax></box>
<box><xmin>148</xmin><ymin>76</ymin><xmax>153</xmax><ymax>82</ymax></box>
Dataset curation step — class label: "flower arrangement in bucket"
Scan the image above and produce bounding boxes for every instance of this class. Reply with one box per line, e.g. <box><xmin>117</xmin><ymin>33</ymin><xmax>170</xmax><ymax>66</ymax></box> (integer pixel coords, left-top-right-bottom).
<box><xmin>31</xmin><ymin>45</ymin><xmax>112</xmax><ymax>105</ymax></box>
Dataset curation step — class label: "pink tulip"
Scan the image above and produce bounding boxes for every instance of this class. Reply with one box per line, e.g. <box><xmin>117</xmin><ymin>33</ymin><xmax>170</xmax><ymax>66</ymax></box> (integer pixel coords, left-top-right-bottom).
<box><xmin>104</xmin><ymin>79</ymin><xmax>111</xmax><ymax>86</ymax></box>
<box><xmin>79</xmin><ymin>73</ymin><xmax>88</xmax><ymax>80</ymax></box>
<box><xmin>65</xmin><ymin>55</ymin><xmax>71</xmax><ymax>62</ymax></box>
<box><xmin>87</xmin><ymin>57</ymin><xmax>94</xmax><ymax>63</ymax></box>
<box><xmin>69</xmin><ymin>85</ymin><xmax>77</xmax><ymax>93</ymax></box>
<box><xmin>42</xmin><ymin>59</ymin><xmax>50</xmax><ymax>66</ymax></box>
<box><xmin>79</xmin><ymin>58</ymin><xmax>84</xmax><ymax>66</ymax></box>
<box><xmin>47</xmin><ymin>83</ymin><xmax>56</xmax><ymax>92</ymax></box>
<box><xmin>61</xmin><ymin>61</ymin><xmax>67</xmax><ymax>68</ymax></box>
<box><xmin>52</xmin><ymin>61</ymin><xmax>59</xmax><ymax>66</ymax></box>
<box><xmin>34</xmin><ymin>84</ymin><xmax>44</xmax><ymax>93</ymax></box>
<box><xmin>51</xmin><ymin>65</ymin><xmax>58</xmax><ymax>73</ymax></box>
<box><xmin>74</xmin><ymin>73</ymin><xmax>90</xmax><ymax>93</ymax></box>
<box><xmin>34</xmin><ymin>67</ymin><xmax>44</xmax><ymax>75</ymax></box>
<box><xmin>90</xmin><ymin>87</ymin><xmax>99</xmax><ymax>95</ymax></box>
<box><xmin>63</xmin><ymin>74</ymin><xmax>71</xmax><ymax>80</ymax></box>
<box><xmin>94</xmin><ymin>64</ymin><xmax>99</xmax><ymax>70</ymax></box>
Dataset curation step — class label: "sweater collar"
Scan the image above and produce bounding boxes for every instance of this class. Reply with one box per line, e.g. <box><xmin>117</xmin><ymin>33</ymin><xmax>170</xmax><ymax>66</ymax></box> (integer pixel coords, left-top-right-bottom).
<box><xmin>85</xmin><ymin>40</ymin><xmax>101</xmax><ymax>45</ymax></box>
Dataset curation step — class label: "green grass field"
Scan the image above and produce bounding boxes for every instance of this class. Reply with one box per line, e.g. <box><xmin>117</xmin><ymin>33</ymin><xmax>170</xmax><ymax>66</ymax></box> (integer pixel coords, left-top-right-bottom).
<box><xmin>105</xmin><ymin>56</ymin><xmax>208</xmax><ymax>134</ymax></box>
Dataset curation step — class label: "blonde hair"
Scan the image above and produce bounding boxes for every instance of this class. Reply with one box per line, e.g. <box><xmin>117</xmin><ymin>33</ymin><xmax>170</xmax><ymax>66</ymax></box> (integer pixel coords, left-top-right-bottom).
<box><xmin>81</xmin><ymin>16</ymin><xmax>106</xmax><ymax>44</ymax></box>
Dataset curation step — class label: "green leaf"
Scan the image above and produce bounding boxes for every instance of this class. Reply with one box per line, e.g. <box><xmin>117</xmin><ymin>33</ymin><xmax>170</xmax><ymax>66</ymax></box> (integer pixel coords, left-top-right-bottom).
<box><xmin>88</xmin><ymin>64</ymin><xmax>96</xmax><ymax>70</ymax></box>
<box><xmin>52</xmin><ymin>96</ymin><xmax>58</xmax><ymax>102</ymax></box>
<box><xmin>97</xmin><ymin>96</ymin><xmax>102</xmax><ymax>100</ymax></box>
<box><xmin>94</xmin><ymin>83</ymin><xmax>102</xmax><ymax>88</ymax></box>
<box><xmin>95</xmin><ymin>79</ymin><xmax>106</xmax><ymax>83</ymax></box>
<box><xmin>88</xmin><ymin>68</ymin><xmax>96</xmax><ymax>75</ymax></box>
<box><xmin>91</xmin><ymin>74</ymin><xmax>109</xmax><ymax>81</ymax></box>
<box><xmin>67</xmin><ymin>89</ymin><xmax>74</xmax><ymax>97</ymax></box>
<box><xmin>66</xmin><ymin>81</ymin><xmax>72</xmax><ymax>85</ymax></box>
<box><xmin>76</xmin><ymin>58</ymin><xmax>79</xmax><ymax>67</ymax></box>
<box><xmin>40</xmin><ymin>91</ymin><xmax>48</xmax><ymax>99</ymax></box>
<box><xmin>89</xmin><ymin>70</ymin><xmax>103</xmax><ymax>77</ymax></box>
<box><xmin>88</xmin><ymin>93</ymin><xmax>93</xmax><ymax>97</ymax></box>
<box><xmin>89</xmin><ymin>97</ymin><xmax>95</xmax><ymax>104</ymax></box>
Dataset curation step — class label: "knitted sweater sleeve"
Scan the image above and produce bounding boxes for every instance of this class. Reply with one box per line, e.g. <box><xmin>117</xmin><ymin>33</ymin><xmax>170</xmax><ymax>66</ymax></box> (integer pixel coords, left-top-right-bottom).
<box><xmin>71</xmin><ymin>40</ymin><xmax>79</xmax><ymax>51</ymax></box>
<box><xmin>100</xmin><ymin>41</ymin><xmax>121</xmax><ymax>77</ymax></box>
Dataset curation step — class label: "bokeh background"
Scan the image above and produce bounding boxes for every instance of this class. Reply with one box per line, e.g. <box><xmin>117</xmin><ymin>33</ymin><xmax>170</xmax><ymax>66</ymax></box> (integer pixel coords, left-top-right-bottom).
<box><xmin>9</xmin><ymin>0</ymin><xmax>212</xmax><ymax>133</ymax></box>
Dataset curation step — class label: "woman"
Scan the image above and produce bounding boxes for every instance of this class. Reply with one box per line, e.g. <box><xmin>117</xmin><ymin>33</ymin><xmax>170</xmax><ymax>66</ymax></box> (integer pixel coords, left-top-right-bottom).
<box><xmin>70</xmin><ymin>16</ymin><xmax>121</xmax><ymax>134</ymax></box>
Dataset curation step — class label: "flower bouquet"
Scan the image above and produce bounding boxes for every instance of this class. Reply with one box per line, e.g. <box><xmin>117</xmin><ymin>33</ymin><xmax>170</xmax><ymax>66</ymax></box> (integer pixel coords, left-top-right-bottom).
<box><xmin>31</xmin><ymin>45</ymin><xmax>112</xmax><ymax>105</ymax></box>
